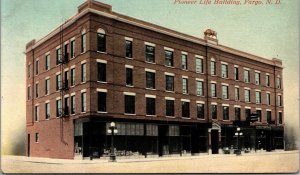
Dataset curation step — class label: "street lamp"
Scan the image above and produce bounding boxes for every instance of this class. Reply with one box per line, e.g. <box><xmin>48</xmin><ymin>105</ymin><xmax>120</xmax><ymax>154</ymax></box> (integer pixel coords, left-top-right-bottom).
<box><xmin>235</xmin><ymin>127</ymin><xmax>243</xmax><ymax>155</ymax></box>
<box><xmin>107</xmin><ymin>122</ymin><xmax>118</xmax><ymax>162</ymax></box>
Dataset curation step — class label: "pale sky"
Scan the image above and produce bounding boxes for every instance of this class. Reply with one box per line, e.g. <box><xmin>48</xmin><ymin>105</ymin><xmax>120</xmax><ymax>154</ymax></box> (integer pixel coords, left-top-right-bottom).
<box><xmin>1</xmin><ymin>0</ymin><xmax>299</xmax><ymax>154</ymax></box>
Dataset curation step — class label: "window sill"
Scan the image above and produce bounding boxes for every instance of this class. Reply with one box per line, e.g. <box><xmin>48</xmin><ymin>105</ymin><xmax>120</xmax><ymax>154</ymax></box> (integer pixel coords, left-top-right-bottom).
<box><xmin>97</xmin><ymin>81</ymin><xmax>107</xmax><ymax>84</ymax></box>
<box><xmin>166</xmin><ymin>116</ymin><xmax>175</xmax><ymax>118</ymax></box>
<box><xmin>126</xmin><ymin>85</ymin><xmax>134</xmax><ymax>87</ymax></box>
<box><xmin>124</xmin><ymin>113</ymin><xmax>136</xmax><ymax>116</ymax></box>
<box><xmin>97</xmin><ymin>111</ymin><xmax>108</xmax><ymax>114</ymax></box>
<box><xmin>235</xmin><ymin>79</ymin><xmax>239</xmax><ymax>81</ymax></box>
<box><xmin>222</xmin><ymin>119</ymin><xmax>230</xmax><ymax>121</ymax></box>
<box><xmin>145</xmin><ymin>61</ymin><xmax>156</xmax><ymax>64</ymax></box>
<box><xmin>245</xmin><ymin>102</ymin><xmax>251</xmax><ymax>104</ymax></box>
<box><xmin>71</xmin><ymin>114</ymin><xmax>76</xmax><ymax>116</ymax></box>
<box><xmin>221</xmin><ymin>77</ymin><xmax>229</xmax><ymax>79</ymax></box>
<box><xmin>164</xmin><ymin>65</ymin><xmax>175</xmax><ymax>68</ymax></box>
<box><xmin>146</xmin><ymin>115</ymin><xmax>156</xmax><ymax>117</ymax></box>
<box><xmin>196</xmin><ymin>72</ymin><xmax>204</xmax><ymax>74</ymax></box>
<box><xmin>183</xmin><ymin>93</ymin><xmax>189</xmax><ymax>95</ymax></box>
<box><xmin>197</xmin><ymin>95</ymin><xmax>205</xmax><ymax>97</ymax></box>
<box><xmin>34</xmin><ymin>121</ymin><xmax>39</xmax><ymax>123</ymax></box>
<box><xmin>80</xmin><ymin>51</ymin><xmax>86</xmax><ymax>55</ymax></box>
<box><xmin>182</xmin><ymin>69</ymin><xmax>188</xmax><ymax>71</ymax></box>
<box><xmin>222</xmin><ymin>98</ymin><xmax>229</xmax><ymax>101</ymax></box>
<box><xmin>80</xmin><ymin>82</ymin><xmax>87</xmax><ymax>84</ymax></box>
<box><xmin>181</xmin><ymin>117</ymin><xmax>191</xmax><ymax>120</ymax></box>
<box><xmin>166</xmin><ymin>90</ymin><xmax>175</xmax><ymax>93</ymax></box>
<box><xmin>70</xmin><ymin>85</ymin><xmax>75</xmax><ymax>88</ymax></box>
<box><xmin>45</xmin><ymin>118</ymin><xmax>50</xmax><ymax>121</ymax></box>
<box><xmin>97</xmin><ymin>51</ymin><xmax>107</xmax><ymax>54</ymax></box>
<box><xmin>197</xmin><ymin>118</ymin><xmax>205</xmax><ymax>120</ymax></box>
<box><xmin>146</xmin><ymin>88</ymin><xmax>156</xmax><ymax>91</ymax></box>
<box><xmin>125</xmin><ymin>57</ymin><xmax>133</xmax><ymax>59</ymax></box>
<box><xmin>35</xmin><ymin>142</ymin><xmax>39</xmax><ymax>144</ymax></box>
<box><xmin>211</xmin><ymin>74</ymin><xmax>217</xmax><ymax>76</ymax></box>
<box><xmin>211</xmin><ymin>97</ymin><xmax>217</xmax><ymax>99</ymax></box>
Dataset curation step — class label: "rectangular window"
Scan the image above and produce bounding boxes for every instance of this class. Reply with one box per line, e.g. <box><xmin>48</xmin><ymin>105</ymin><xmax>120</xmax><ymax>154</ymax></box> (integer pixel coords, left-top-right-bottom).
<box><xmin>221</xmin><ymin>64</ymin><xmax>228</xmax><ymax>78</ymax></box>
<box><xmin>35</xmin><ymin>106</ymin><xmax>39</xmax><ymax>121</ymax></box>
<box><xmin>64</xmin><ymin>71</ymin><xmax>69</xmax><ymax>89</ymax></box>
<box><xmin>146</xmin><ymin>97</ymin><xmax>156</xmax><ymax>115</ymax></box>
<box><xmin>267</xmin><ymin>111</ymin><xmax>272</xmax><ymax>123</ymax></box>
<box><xmin>45</xmin><ymin>102</ymin><xmax>50</xmax><ymax>119</ymax></box>
<box><xmin>35</xmin><ymin>83</ymin><xmax>39</xmax><ymax>98</ymax></box>
<box><xmin>97</xmin><ymin>33</ymin><xmax>106</xmax><ymax>52</ymax></box>
<box><xmin>196</xmin><ymin>58</ymin><xmax>203</xmax><ymax>73</ymax></box>
<box><xmin>81</xmin><ymin>33</ymin><xmax>86</xmax><ymax>53</ymax></box>
<box><xmin>27</xmin><ymin>86</ymin><xmax>31</xmax><ymax>100</ymax></box>
<box><xmin>182</xmin><ymin>101</ymin><xmax>190</xmax><ymax>118</ymax></box>
<box><xmin>35</xmin><ymin>60</ymin><xmax>39</xmax><ymax>75</ymax></box>
<box><xmin>255</xmin><ymin>72</ymin><xmax>260</xmax><ymax>85</ymax></box>
<box><xmin>245</xmin><ymin>89</ymin><xmax>250</xmax><ymax>102</ymax></box>
<box><xmin>125</xmin><ymin>40</ymin><xmax>133</xmax><ymax>58</ymax></box>
<box><xmin>166</xmin><ymin>99</ymin><xmax>174</xmax><ymax>117</ymax></box>
<box><xmin>56</xmin><ymin>74</ymin><xmax>61</xmax><ymax>91</ymax></box>
<box><xmin>235</xmin><ymin>87</ymin><xmax>239</xmax><ymax>101</ymax></box>
<box><xmin>245</xmin><ymin>109</ymin><xmax>251</xmax><ymax>120</ymax></box>
<box><xmin>182</xmin><ymin>78</ymin><xmax>188</xmax><ymax>94</ymax></box>
<box><xmin>56</xmin><ymin>48</ymin><xmax>61</xmax><ymax>65</ymax></box>
<box><xmin>222</xmin><ymin>85</ymin><xmax>228</xmax><ymax>99</ymax></box>
<box><xmin>97</xmin><ymin>62</ymin><xmax>106</xmax><ymax>82</ymax></box>
<box><xmin>256</xmin><ymin>91</ymin><xmax>261</xmax><ymax>104</ymax></box>
<box><xmin>45</xmin><ymin>54</ymin><xmax>50</xmax><ymax>71</ymax></box>
<box><xmin>266</xmin><ymin>93</ymin><xmax>271</xmax><ymax>105</ymax></box>
<box><xmin>70</xmin><ymin>40</ymin><xmax>75</xmax><ymax>58</ymax></box>
<box><xmin>277</xmin><ymin>95</ymin><xmax>282</xmax><ymax>106</ymax></box>
<box><xmin>64</xmin><ymin>43</ymin><xmax>69</xmax><ymax>62</ymax></box>
<box><xmin>211</xmin><ymin>83</ymin><xmax>217</xmax><ymax>97</ymax></box>
<box><xmin>278</xmin><ymin>112</ymin><xmax>283</xmax><ymax>124</ymax></box>
<box><xmin>266</xmin><ymin>75</ymin><xmax>270</xmax><ymax>87</ymax></box>
<box><xmin>81</xmin><ymin>63</ymin><xmax>86</xmax><ymax>83</ymax></box>
<box><xmin>235</xmin><ymin>107</ymin><xmax>241</xmax><ymax>121</ymax></box>
<box><xmin>211</xmin><ymin>61</ymin><xmax>216</xmax><ymax>75</ymax></box>
<box><xmin>125</xmin><ymin>95</ymin><xmax>135</xmax><ymax>114</ymax></box>
<box><xmin>257</xmin><ymin>110</ymin><xmax>262</xmax><ymax>122</ymax></box>
<box><xmin>126</xmin><ymin>68</ymin><xmax>133</xmax><ymax>86</ymax></box>
<box><xmin>197</xmin><ymin>103</ymin><xmax>204</xmax><ymax>119</ymax></box>
<box><xmin>196</xmin><ymin>81</ymin><xmax>203</xmax><ymax>96</ymax></box>
<box><xmin>70</xmin><ymin>68</ymin><xmax>75</xmax><ymax>86</ymax></box>
<box><xmin>165</xmin><ymin>75</ymin><xmax>174</xmax><ymax>91</ymax></box>
<box><xmin>146</xmin><ymin>72</ymin><xmax>155</xmax><ymax>89</ymax></box>
<box><xmin>56</xmin><ymin>99</ymin><xmax>61</xmax><ymax>117</ymax></box>
<box><xmin>45</xmin><ymin>79</ymin><xmax>50</xmax><ymax>95</ymax></box>
<box><xmin>71</xmin><ymin>95</ymin><xmax>75</xmax><ymax>114</ymax></box>
<box><xmin>98</xmin><ymin>92</ymin><xmax>106</xmax><ymax>112</ymax></box>
<box><xmin>28</xmin><ymin>64</ymin><xmax>31</xmax><ymax>78</ymax></box>
<box><xmin>223</xmin><ymin>106</ymin><xmax>229</xmax><ymax>120</ymax></box>
<box><xmin>165</xmin><ymin>50</ymin><xmax>173</xmax><ymax>67</ymax></box>
<box><xmin>81</xmin><ymin>92</ymin><xmax>86</xmax><ymax>112</ymax></box>
<box><xmin>64</xmin><ymin>97</ymin><xmax>69</xmax><ymax>116</ymax></box>
<box><xmin>211</xmin><ymin>105</ymin><xmax>217</xmax><ymax>119</ymax></box>
<box><xmin>181</xmin><ymin>54</ymin><xmax>187</xmax><ymax>70</ymax></box>
<box><xmin>244</xmin><ymin>70</ymin><xmax>250</xmax><ymax>83</ymax></box>
<box><xmin>145</xmin><ymin>45</ymin><xmax>155</xmax><ymax>63</ymax></box>
<box><xmin>35</xmin><ymin>133</ymin><xmax>39</xmax><ymax>143</ymax></box>
<box><xmin>277</xmin><ymin>77</ymin><xmax>281</xmax><ymax>89</ymax></box>
<box><xmin>234</xmin><ymin>67</ymin><xmax>239</xmax><ymax>80</ymax></box>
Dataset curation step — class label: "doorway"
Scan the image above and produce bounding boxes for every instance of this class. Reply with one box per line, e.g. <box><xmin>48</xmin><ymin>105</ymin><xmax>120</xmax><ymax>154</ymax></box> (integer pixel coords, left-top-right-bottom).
<box><xmin>211</xmin><ymin>130</ymin><xmax>219</xmax><ymax>154</ymax></box>
<box><xmin>27</xmin><ymin>134</ymin><xmax>30</xmax><ymax>157</ymax></box>
<box><xmin>158</xmin><ymin>125</ymin><xmax>168</xmax><ymax>157</ymax></box>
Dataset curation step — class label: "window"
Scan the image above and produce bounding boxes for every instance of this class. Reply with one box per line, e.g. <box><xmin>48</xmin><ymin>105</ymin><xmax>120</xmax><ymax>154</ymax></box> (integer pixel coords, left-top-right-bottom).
<box><xmin>256</xmin><ymin>91</ymin><xmax>261</xmax><ymax>104</ymax></box>
<box><xmin>64</xmin><ymin>97</ymin><xmax>69</xmax><ymax>116</ymax></box>
<box><xmin>256</xmin><ymin>110</ymin><xmax>262</xmax><ymax>122</ymax></box>
<box><xmin>277</xmin><ymin>77</ymin><xmax>281</xmax><ymax>89</ymax></box>
<box><xmin>125</xmin><ymin>40</ymin><xmax>132</xmax><ymax>58</ymax></box>
<box><xmin>146</xmin><ymin>72</ymin><xmax>155</xmax><ymax>89</ymax></box>
<box><xmin>244</xmin><ymin>69</ymin><xmax>250</xmax><ymax>83</ymax></box>
<box><xmin>71</xmin><ymin>68</ymin><xmax>75</xmax><ymax>86</ymax></box>
<box><xmin>97</xmin><ymin>62</ymin><xmax>106</xmax><ymax>82</ymax></box>
<box><xmin>222</xmin><ymin>85</ymin><xmax>228</xmax><ymax>99</ymax></box>
<box><xmin>234</xmin><ymin>67</ymin><xmax>239</xmax><ymax>80</ymax></box>
<box><xmin>27</xmin><ymin>86</ymin><xmax>31</xmax><ymax>100</ymax></box>
<box><xmin>267</xmin><ymin>111</ymin><xmax>272</xmax><ymax>123</ymax></box>
<box><xmin>64</xmin><ymin>43</ymin><xmax>69</xmax><ymax>62</ymax></box>
<box><xmin>35</xmin><ymin>133</ymin><xmax>39</xmax><ymax>143</ymax></box>
<box><xmin>45</xmin><ymin>54</ymin><xmax>50</xmax><ymax>71</ymax></box>
<box><xmin>197</xmin><ymin>103</ymin><xmax>204</xmax><ymax>119</ymax></box>
<box><xmin>235</xmin><ymin>87</ymin><xmax>240</xmax><ymax>101</ymax></box>
<box><xmin>81</xmin><ymin>92</ymin><xmax>86</xmax><ymax>112</ymax></box>
<box><xmin>70</xmin><ymin>40</ymin><xmax>75</xmax><ymax>58</ymax></box>
<box><xmin>145</xmin><ymin>45</ymin><xmax>155</xmax><ymax>63</ymax></box>
<box><xmin>182</xmin><ymin>101</ymin><xmax>190</xmax><ymax>118</ymax></box>
<box><xmin>181</xmin><ymin>54</ymin><xmax>187</xmax><ymax>70</ymax></box>
<box><xmin>71</xmin><ymin>95</ymin><xmax>75</xmax><ymax>114</ymax></box>
<box><xmin>196</xmin><ymin>57</ymin><xmax>203</xmax><ymax>73</ymax></box>
<box><xmin>35</xmin><ymin>83</ymin><xmax>39</xmax><ymax>98</ymax></box>
<box><xmin>45</xmin><ymin>79</ymin><xmax>50</xmax><ymax>95</ymax></box>
<box><xmin>223</xmin><ymin>106</ymin><xmax>229</xmax><ymax>120</ymax></box>
<box><xmin>56</xmin><ymin>74</ymin><xmax>61</xmax><ymax>91</ymax></box>
<box><xmin>125</xmin><ymin>95</ymin><xmax>135</xmax><ymax>114</ymax></box>
<box><xmin>196</xmin><ymin>81</ymin><xmax>203</xmax><ymax>96</ymax></box>
<box><xmin>278</xmin><ymin>112</ymin><xmax>283</xmax><ymax>124</ymax></box>
<box><xmin>211</xmin><ymin>105</ymin><xmax>217</xmax><ymax>119</ymax></box>
<box><xmin>245</xmin><ymin>108</ymin><xmax>251</xmax><ymax>120</ymax></box>
<box><xmin>97</xmin><ymin>29</ymin><xmax>106</xmax><ymax>52</ymax></box>
<box><xmin>211</xmin><ymin>83</ymin><xmax>217</xmax><ymax>97</ymax></box>
<box><xmin>45</xmin><ymin>102</ymin><xmax>50</xmax><ymax>120</ymax></box>
<box><xmin>81</xmin><ymin>63</ymin><xmax>86</xmax><ymax>83</ymax></box>
<box><xmin>126</xmin><ymin>67</ymin><xmax>133</xmax><ymax>86</ymax></box>
<box><xmin>28</xmin><ymin>64</ymin><xmax>31</xmax><ymax>78</ymax></box>
<box><xmin>221</xmin><ymin>64</ymin><xmax>228</xmax><ymax>78</ymax></box>
<box><xmin>211</xmin><ymin>60</ymin><xmax>216</xmax><ymax>75</ymax></box>
<box><xmin>235</xmin><ymin>107</ymin><xmax>241</xmax><ymax>121</ymax></box>
<box><xmin>81</xmin><ymin>31</ymin><xmax>86</xmax><ymax>53</ymax></box>
<box><xmin>165</xmin><ymin>50</ymin><xmax>173</xmax><ymax>67</ymax></box>
<box><xmin>35</xmin><ymin>60</ymin><xmax>39</xmax><ymax>75</ymax></box>
<box><xmin>245</xmin><ymin>89</ymin><xmax>250</xmax><ymax>103</ymax></box>
<box><xmin>56</xmin><ymin>99</ymin><xmax>61</xmax><ymax>117</ymax></box>
<box><xmin>98</xmin><ymin>92</ymin><xmax>106</xmax><ymax>112</ymax></box>
<box><xmin>166</xmin><ymin>99</ymin><xmax>174</xmax><ymax>117</ymax></box>
<box><xmin>165</xmin><ymin>75</ymin><xmax>174</xmax><ymax>91</ymax></box>
<box><xmin>277</xmin><ymin>95</ymin><xmax>282</xmax><ymax>106</ymax></box>
<box><xmin>56</xmin><ymin>48</ymin><xmax>61</xmax><ymax>65</ymax></box>
<box><xmin>266</xmin><ymin>93</ymin><xmax>271</xmax><ymax>105</ymax></box>
<box><xmin>146</xmin><ymin>97</ymin><xmax>156</xmax><ymax>115</ymax></box>
<box><xmin>35</xmin><ymin>106</ymin><xmax>39</xmax><ymax>121</ymax></box>
<box><xmin>255</xmin><ymin>72</ymin><xmax>260</xmax><ymax>85</ymax></box>
<box><xmin>182</xmin><ymin>78</ymin><xmax>188</xmax><ymax>94</ymax></box>
<box><xmin>64</xmin><ymin>71</ymin><xmax>69</xmax><ymax>89</ymax></box>
<box><xmin>266</xmin><ymin>74</ymin><xmax>270</xmax><ymax>86</ymax></box>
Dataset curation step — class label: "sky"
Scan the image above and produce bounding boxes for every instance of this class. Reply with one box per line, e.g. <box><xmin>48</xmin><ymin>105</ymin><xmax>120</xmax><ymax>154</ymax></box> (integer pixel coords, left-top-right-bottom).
<box><xmin>1</xmin><ymin>0</ymin><xmax>299</xmax><ymax>154</ymax></box>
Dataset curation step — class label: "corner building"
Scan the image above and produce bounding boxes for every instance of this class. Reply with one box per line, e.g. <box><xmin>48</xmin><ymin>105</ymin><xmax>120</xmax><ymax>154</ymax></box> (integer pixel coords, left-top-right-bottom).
<box><xmin>26</xmin><ymin>0</ymin><xmax>284</xmax><ymax>159</ymax></box>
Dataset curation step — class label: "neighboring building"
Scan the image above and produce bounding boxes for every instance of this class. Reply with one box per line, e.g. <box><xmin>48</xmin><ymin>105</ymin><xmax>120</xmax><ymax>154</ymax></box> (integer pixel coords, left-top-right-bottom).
<box><xmin>25</xmin><ymin>0</ymin><xmax>284</xmax><ymax>159</ymax></box>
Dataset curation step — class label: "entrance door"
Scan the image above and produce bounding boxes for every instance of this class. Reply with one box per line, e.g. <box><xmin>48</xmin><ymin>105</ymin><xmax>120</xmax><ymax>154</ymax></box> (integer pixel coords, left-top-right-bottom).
<box><xmin>27</xmin><ymin>134</ymin><xmax>30</xmax><ymax>157</ymax></box>
<box><xmin>211</xmin><ymin>130</ymin><xmax>219</xmax><ymax>154</ymax></box>
<box><xmin>158</xmin><ymin>125</ymin><xmax>168</xmax><ymax>157</ymax></box>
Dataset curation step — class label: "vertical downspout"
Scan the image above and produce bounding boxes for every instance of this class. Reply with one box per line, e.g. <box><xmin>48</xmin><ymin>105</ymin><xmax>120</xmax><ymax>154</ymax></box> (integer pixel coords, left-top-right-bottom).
<box><xmin>31</xmin><ymin>49</ymin><xmax>35</xmax><ymax>125</ymax></box>
<box><xmin>273</xmin><ymin>66</ymin><xmax>277</xmax><ymax>125</ymax></box>
<box><xmin>205</xmin><ymin>45</ymin><xmax>209</xmax><ymax>122</ymax></box>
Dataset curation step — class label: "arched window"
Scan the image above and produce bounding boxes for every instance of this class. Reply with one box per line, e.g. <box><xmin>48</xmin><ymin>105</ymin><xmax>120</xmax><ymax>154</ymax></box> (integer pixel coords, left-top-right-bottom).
<box><xmin>97</xmin><ymin>28</ymin><xmax>106</xmax><ymax>52</ymax></box>
<box><xmin>81</xmin><ymin>29</ymin><xmax>86</xmax><ymax>53</ymax></box>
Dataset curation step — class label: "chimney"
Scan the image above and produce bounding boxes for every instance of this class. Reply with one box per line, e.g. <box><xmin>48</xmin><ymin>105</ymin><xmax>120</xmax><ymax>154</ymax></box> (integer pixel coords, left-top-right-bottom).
<box><xmin>78</xmin><ymin>0</ymin><xmax>112</xmax><ymax>13</ymax></box>
<box><xmin>204</xmin><ymin>29</ymin><xmax>218</xmax><ymax>45</ymax></box>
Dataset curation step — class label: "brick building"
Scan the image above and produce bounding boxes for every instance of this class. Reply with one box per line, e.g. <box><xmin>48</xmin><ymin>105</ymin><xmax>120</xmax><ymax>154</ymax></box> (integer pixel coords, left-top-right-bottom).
<box><xmin>25</xmin><ymin>0</ymin><xmax>284</xmax><ymax>159</ymax></box>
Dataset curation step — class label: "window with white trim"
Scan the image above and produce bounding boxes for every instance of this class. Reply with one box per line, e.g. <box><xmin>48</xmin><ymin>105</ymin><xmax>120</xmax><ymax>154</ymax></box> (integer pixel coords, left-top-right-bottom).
<box><xmin>165</xmin><ymin>75</ymin><xmax>174</xmax><ymax>91</ymax></box>
<box><xmin>81</xmin><ymin>30</ymin><xmax>86</xmax><ymax>53</ymax></box>
<box><xmin>35</xmin><ymin>105</ymin><xmax>39</xmax><ymax>121</ymax></box>
<box><xmin>255</xmin><ymin>72</ymin><xmax>260</xmax><ymax>85</ymax></box>
<box><xmin>145</xmin><ymin>45</ymin><xmax>155</xmax><ymax>63</ymax></box>
<box><xmin>266</xmin><ymin>93</ymin><xmax>271</xmax><ymax>105</ymax></box>
<box><xmin>244</xmin><ymin>69</ymin><xmax>250</xmax><ymax>83</ymax></box>
<box><xmin>181</xmin><ymin>54</ymin><xmax>187</xmax><ymax>70</ymax></box>
<box><xmin>97</xmin><ymin>29</ymin><xmax>106</xmax><ymax>52</ymax></box>
<box><xmin>81</xmin><ymin>92</ymin><xmax>86</xmax><ymax>112</ymax></box>
<box><xmin>223</xmin><ymin>106</ymin><xmax>229</xmax><ymax>120</ymax></box>
<box><xmin>196</xmin><ymin>80</ymin><xmax>203</xmax><ymax>96</ymax></box>
<box><xmin>56</xmin><ymin>99</ymin><xmax>61</xmax><ymax>117</ymax></box>
<box><xmin>166</xmin><ymin>99</ymin><xmax>174</xmax><ymax>117</ymax></box>
<box><xmin>97</xmin><ymin>62</ymin><xmax>106</xmax><ymax>82</ymax></box>
<box><xmin>182</xmin><ymin>101</ymin><xmax>190</xmax><ymax>118</ymax></box>
<box><xmin>196</xmin><ymin>57</ymin><xmax>203</xmax><ymax>73</ymax></box>
<box><xmin>45</xmin><ymin>79</ymin><xmax>50</xmax><ymax>95</ymax></box>
<box><xmin>35</xmin><ymin>60</ymin><xmax>39</xmax><ymax>75</ymax></box>
<box><xmin>70</xmin><ymin>39</ymin><xmax>75</xmax><ymax>58</ymax></box>
<box><xmin>45</xmin><ymin>102</ymin><xmax>50</xmax><ymax>120</ymax></box>
<box><xmin>222</xmin><ymin>85</ymin><xmax>228</xmax><ymax>99</ymax></box>
<box><xmin>277</xmin><ymin>95</ymin><xmax>282</xmax><ymax>106</ymax></box>
<box><xmin>45</xmin><ymin>54</ymin><xmax>50</xmax><ymax>71</ymax></box>
<box><xmin>255</xmin><ymin>91</ymin><xmax>261</xmax><ymax>104</ymax></box>
<box><xmin>125</xmin><ymin>95</ymin><xmax>135</xmax><ymax>114</ymax></box>
<box><xmin>211</xmin><ymin>60</ymin><xmax>216</xmax><ymax>75</ymax></box>
<box><xmin>235</xmin><ymin>87</ymin><xmax>240</xmax><ymax>101</ymax></box>
<box><xmin>98</xmin><ymin>92</ymin><xmax>106</xmax><ymax>112</ymax></box>
<box><xmin>266</xmin><ymin>74</ymin><xmax>270</xmax><ymax>87</ymax></box>
<box><xmin>165</xmin><ymin>50</ymin><xmax>173</xmax><ymax>67</ymax></box>
<box><xmin>221</xmin><ymin>64</ymin><xmax>228</xmax><ymax>78</ymax></box>
<box><xmin>81</xmin><ymin>63</ymin><xmax>86</xmax><ymax>83</ymax></box>
<box><xmin>197</xmin><ymin>103</ymin><xmax>204</xmax><ymax>119</ymax></box>
<box><xmin>125</xmin><ymin>40</ymin><xmax>132</xmax><ymax>58</ymax></box>
<box><xmin>182</xmin><ymin>78</ymin><xmax>188</xmax><ymax>94</ymax></box>
<box><xmin>71</xmin><ymin>95</ymin><xmax>75</xmax><ymax>114</ymax></box>
<box><xmin>211</xmin><ymin>83</ymin><xmax>217</xmax><ymax>98</ymax></box>
<box><xmin>146</xmin><ymin>97</ymin><xmax>156</xmax><ymax>115</ymax></box>
<box><xmin>245</xmin><ymin>89</ymin><xmax>250</xmax><ymax>102</ymax></box>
